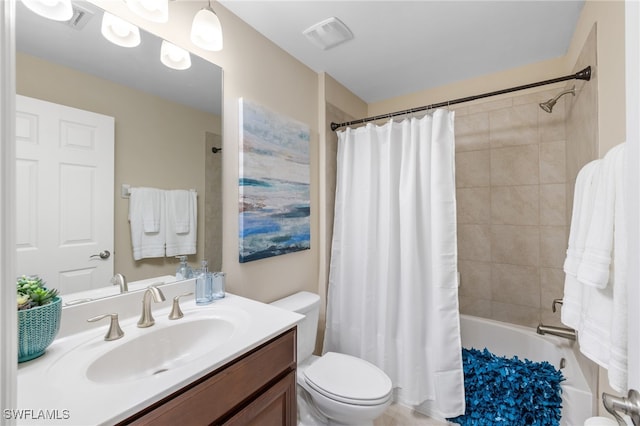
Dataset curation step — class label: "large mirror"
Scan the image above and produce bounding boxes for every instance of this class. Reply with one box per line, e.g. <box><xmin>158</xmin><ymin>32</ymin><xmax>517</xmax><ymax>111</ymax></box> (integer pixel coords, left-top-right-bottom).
<box><xmin>15</xmin><ymin>0</ymin><xmax>223</xmax><ymax>300</ymax></box>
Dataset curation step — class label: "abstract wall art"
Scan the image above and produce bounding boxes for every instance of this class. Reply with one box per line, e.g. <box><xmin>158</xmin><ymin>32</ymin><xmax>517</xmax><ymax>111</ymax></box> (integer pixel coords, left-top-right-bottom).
<box><xmin>238</xmin><ymin>98</ymin><xmax>310</xmax><ymax>263</ymax></box>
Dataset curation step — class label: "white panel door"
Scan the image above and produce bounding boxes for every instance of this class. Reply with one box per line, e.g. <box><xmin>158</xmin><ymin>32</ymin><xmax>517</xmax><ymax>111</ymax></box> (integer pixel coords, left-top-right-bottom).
<box><xmin>15</xmin><ymin>95</ymin><xmax>114</xmax><ymax>294</ymax></box>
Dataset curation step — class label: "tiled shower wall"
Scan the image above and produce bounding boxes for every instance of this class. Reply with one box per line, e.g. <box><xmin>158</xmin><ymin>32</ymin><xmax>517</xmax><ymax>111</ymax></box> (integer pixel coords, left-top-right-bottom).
<box><xmin>454</xmin><ymin>89</ymin><xmax>570</xmax><ymax>328</ymax></box>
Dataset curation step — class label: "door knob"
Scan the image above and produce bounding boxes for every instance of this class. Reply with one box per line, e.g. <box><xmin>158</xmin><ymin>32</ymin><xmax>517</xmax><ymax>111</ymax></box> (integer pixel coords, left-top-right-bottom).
<box><xmin>90</xmin><ymin>250</ymin><xmax>111</xmax><ymax>260</ymax></box>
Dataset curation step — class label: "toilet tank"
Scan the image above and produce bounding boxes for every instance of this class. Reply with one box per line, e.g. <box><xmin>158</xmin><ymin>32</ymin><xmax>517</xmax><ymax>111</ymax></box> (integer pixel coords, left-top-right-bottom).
<box><xmin>270</xmin><ymin>291</ymin><xmax>320</xmax><ymax>362</ymax></box>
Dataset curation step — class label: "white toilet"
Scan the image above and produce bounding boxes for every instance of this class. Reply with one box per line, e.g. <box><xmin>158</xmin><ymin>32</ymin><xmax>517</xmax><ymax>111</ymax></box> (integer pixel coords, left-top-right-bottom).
<box><xmin>271</xmin><ymin>291</ymin><xmax>393</xmax><ymax>426</ymax></box>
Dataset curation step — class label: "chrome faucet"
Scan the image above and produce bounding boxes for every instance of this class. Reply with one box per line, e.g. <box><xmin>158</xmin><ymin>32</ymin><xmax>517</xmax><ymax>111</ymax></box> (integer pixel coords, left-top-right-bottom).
<box><xmin>137</xmin><ymin>285</ymin><xmax>165</xmax><ymax>328</ymax></box>
<box><xmin>111</xmin><ymin>273</ymin><xmax>128</xmax><ymax>293</ymax></box>
<box><xmin>536</xmin><ymin>323</ymin><xmax>576</xmax><ymax>340</ymax></box>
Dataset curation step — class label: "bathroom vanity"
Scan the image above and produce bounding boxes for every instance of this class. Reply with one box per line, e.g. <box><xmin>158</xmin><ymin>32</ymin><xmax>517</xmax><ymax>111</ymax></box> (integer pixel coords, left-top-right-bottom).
<box><xmin>122</xmin><ymin>328</ymin><xmax>297</xmax><ymax>425</ymax></box>
<box><xmin>16</xmin><ymin>281</ymin><xmax>302</xmax><ymax>425</ymax></box>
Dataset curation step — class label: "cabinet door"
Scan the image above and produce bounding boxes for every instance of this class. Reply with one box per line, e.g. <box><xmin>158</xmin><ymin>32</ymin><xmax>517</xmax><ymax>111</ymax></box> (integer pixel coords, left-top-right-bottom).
<box><xmin>223</xmin><ymin>370</ymin><xmax>296</xmax><ymax>426</ymax></box>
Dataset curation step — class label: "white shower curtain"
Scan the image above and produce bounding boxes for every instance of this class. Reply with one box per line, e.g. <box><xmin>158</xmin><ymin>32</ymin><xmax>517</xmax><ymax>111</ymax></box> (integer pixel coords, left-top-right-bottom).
<box><xmin>323</xmin><ymin>110</ymin><xmax>465</xmax><ymax>418</ymax></box>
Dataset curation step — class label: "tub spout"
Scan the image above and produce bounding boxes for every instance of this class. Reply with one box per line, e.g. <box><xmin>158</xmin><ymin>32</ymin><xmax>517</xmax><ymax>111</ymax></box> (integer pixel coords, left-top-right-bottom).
<box><xmin>536</xmin><ymin>324</ymin><xmax>576</xmax><ymax>340</ymax></box>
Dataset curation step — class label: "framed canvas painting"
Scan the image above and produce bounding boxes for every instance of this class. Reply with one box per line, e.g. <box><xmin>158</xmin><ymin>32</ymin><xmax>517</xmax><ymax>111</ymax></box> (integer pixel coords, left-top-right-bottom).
<box><xmin>238</xmin><ymin>98</ymin><xmax>310</xmax><ymax>263</ymax></box>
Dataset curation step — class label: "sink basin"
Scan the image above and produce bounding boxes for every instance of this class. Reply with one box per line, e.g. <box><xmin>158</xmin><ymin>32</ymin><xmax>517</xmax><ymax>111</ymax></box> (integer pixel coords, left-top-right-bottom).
<box><xmin>46</xmin><ymin>303</ymin><xmax>252</xmax><ymax>387</ymax></box>
<box><xmin>86</xmin><ymin>318</ymin><xmax>235</xmax><ymax>384</ymax></box>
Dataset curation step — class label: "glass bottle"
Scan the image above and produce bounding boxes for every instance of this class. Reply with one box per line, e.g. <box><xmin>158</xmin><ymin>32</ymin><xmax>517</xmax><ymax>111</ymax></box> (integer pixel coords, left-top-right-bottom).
<box><xmin>195</xmin><ymin>260</ymin><xmax>213</xmax><ymax>305</ymax></box>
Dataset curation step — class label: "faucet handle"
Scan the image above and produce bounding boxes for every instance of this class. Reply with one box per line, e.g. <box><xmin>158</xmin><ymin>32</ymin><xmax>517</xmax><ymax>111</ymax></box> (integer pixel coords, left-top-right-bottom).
<box><xmin>87</xmin><ymin>313</ymin><xmax>124</xmax><ymax>341</ymax></box>
<box><xmin>111</xmin><ymin>273</ymin><xmax>128</xmax><ymax>293</ymax></box>
<box><xmin>169</xmin><ymin>292</ymin><xmax>194</xmax><ymax>320</ymax></box>
<box><xmin>552</xmin><ymin>298</ymin><xmax>564</xmax><ymax>313</ymax></box>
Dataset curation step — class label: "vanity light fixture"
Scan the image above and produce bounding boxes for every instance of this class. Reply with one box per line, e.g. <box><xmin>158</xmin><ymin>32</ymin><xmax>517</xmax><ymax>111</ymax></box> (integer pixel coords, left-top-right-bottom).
<box><xmin>21</xmin><ymin>0</ymin><xmax>73</xmax><ymax>21</ymax></box>
<box><xmin>101</xmin><ymin>11</ymin><xmax>141</xmax><ymax>48</ymax></box>
<box><xmin>160</xmin><ymin>40</ymin><xmax>192</xmax><ymax>70</ymax></box>
<box><xmin>126</xmin><ymin>0</ymin><xmax>169</xmax><ymax>23</ymax></box>
<box><xmin>190</xmin><ymin>1</ymin><xmax>223</xmax><ymax>52</ymax></box>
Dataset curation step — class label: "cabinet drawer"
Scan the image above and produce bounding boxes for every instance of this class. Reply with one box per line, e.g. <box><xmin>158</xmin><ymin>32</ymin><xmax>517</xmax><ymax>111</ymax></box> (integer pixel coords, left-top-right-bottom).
<box><xmin>223</xmin><ymin>370</ymin><xmax>296</xmax><ymax>426</ymax></box>
<box><xmin>124</xmin><ymin>328</ymin><xmax>296</xmax><ymax>425</ymax></box>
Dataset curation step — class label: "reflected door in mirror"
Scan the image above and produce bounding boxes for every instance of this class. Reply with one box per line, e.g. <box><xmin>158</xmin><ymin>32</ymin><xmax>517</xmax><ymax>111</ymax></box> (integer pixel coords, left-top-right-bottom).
<box><xmin>16</xmin><ymin>95</ymin><xmax>115</xmax><ymax>294</ymax></box>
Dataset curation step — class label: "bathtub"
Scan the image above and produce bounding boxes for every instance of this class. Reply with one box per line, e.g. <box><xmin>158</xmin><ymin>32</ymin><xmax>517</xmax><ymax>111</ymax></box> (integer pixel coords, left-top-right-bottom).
<box><xmin>459</xmin><ymin>314</ymin><xmax>594</xmax><ymax>426</ymax></box>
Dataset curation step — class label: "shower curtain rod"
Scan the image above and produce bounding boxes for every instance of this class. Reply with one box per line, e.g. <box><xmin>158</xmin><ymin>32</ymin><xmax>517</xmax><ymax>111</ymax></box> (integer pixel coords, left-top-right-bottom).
<box><xmin>330</xmin><ymin>66</ymin><xmax>592</xmax><ymax>131</ymax></box>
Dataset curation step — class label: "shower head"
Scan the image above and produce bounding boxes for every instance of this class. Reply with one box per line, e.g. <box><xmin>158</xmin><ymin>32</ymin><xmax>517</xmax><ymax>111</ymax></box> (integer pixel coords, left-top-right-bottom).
<box><xmin>539</xmin><ymin>85</ymin><xmax>576</xmax><ymax>113</ymax></box>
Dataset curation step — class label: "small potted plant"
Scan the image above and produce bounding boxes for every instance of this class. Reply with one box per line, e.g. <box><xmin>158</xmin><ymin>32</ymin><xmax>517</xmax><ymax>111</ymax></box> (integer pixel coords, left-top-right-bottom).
<box><xmin>17</xmin><ymin>275</ymin><xmax>62</xmax><ymax>362</ymax></box>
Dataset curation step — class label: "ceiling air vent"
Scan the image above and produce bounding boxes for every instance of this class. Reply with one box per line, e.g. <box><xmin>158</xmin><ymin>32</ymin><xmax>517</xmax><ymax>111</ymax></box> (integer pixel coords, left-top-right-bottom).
<box><xmin>303</xmin><ymin>17</ymin><xmax>353</xmax><ymax>51</ymax></box>
<box><xmin>64</xmin><ymin>3</ymin><xmax>94</xmax><ymax>30</ymax></box>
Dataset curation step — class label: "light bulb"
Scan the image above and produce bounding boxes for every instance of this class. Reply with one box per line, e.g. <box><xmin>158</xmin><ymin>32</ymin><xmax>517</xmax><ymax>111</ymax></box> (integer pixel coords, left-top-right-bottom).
<box><xmin>160</xmin><ymin>40</ymin><xmax>192</xmax><ymax>70</ymax></box>
<box><xmin>101</xmin><ymin>12</ymin><xmax>141</xmax><ymax>48</ymax></box>
<box><xmin>126</xmin><ymin>0</ymin><xmax>168</xmax><ymax>23</ymax></box>
<box><xmin>21</xmin><ymin>0</ymin><xmax>73</xmax><ymax>21</ymax></box>
<box><xmin>190</xmin><ymin>7</ymin><xmax>223</xmax><ymax>52</ymax></box>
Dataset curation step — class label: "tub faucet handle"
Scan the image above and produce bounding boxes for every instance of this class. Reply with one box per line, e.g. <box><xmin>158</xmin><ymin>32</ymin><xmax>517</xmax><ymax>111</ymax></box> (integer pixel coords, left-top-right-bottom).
<box><xmin>552</xmin><ymin>299</ymin><xmax>563</xmax><ymax>313</ymax></box>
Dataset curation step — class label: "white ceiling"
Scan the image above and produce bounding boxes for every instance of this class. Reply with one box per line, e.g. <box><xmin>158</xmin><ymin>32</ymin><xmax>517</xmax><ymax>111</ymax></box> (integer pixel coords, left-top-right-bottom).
<box><xmin>219</xmin><ymin>0</ymin><xmax>585</xmax><ymax>104</ymax></box>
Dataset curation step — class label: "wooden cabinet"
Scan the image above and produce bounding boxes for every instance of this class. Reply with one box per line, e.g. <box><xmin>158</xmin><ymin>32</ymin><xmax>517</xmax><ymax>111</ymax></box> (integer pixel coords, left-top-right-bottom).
<box><xmin>120</xmin><ymin>328</ymin><xmax>297</xmax><ymax>426</ymax></box>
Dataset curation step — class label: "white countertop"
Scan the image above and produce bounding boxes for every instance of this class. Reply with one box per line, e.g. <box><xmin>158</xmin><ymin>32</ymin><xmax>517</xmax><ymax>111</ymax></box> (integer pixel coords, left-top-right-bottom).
<box><xmin>16</xmin><ymin>293</ymin><xmax>302</xmax><ymax>425</ymax></box>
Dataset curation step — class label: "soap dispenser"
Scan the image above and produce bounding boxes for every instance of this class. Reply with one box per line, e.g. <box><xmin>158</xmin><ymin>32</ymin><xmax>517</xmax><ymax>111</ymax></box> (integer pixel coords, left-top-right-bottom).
<box><xmin>176</xmin><ymin>256</ymin><xmax>194</xmax><ymax>280</ymax></box>
<box><xmin>195</xmin><ymin>260</ymin><xmax>213</xmax><ymax>305</ymax></box>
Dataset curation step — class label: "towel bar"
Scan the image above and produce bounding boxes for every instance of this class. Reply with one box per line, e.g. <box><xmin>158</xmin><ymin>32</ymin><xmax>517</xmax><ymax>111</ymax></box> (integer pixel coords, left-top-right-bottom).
<box><xmin>121</xmin><ymin>184</ymin><xmax>197</xmax><ymax>199</ymax></box>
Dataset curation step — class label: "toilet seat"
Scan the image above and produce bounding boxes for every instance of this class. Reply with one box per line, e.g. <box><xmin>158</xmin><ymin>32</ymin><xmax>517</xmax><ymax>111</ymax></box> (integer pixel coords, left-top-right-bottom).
<box><xmin>303</xmin><ymin>352</ymin><xmax>392</xmax><ymax>406</ymax></box>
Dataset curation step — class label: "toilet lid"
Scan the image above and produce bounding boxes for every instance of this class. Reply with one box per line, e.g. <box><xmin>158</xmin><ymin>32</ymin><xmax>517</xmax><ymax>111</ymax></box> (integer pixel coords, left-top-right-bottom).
<box><xmin>303</xmin><ymin>352</ymin><xmax>392</xmax><ymax>406</ymax></box>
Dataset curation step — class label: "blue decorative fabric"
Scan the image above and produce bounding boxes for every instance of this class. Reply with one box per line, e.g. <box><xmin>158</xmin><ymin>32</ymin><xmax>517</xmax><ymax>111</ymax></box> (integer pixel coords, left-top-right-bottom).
<box><xmin>447</xmin><ymin>348</ymin><xmax>565</xmax><ymax>426</ymax></box>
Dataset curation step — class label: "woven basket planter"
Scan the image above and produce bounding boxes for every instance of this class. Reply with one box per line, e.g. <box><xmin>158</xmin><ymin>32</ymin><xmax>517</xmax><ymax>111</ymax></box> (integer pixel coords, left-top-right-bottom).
<box><xmin>18</xmin><ymin>297</ymin><xmax>62</xmax><ymax>363</ymax></box>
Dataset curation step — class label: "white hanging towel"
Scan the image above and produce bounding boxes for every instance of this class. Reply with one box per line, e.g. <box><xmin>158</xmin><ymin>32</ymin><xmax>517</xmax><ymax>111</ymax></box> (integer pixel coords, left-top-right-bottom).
<box><xmin>129</xmin><ymin>187</ymin><xmax>166</xmax><ymax>260</ymax></box>
<box><xmin>561</xmin><ymin>143</ymin><xmax>628</xmax><ymax>392</ymax></box>
<box><xmin>562</xmin><ymin>160</ymin><xmax>599</xmax><ymax>330</ymax></box>
<box><xmin>577</xmin><ymin>144</ymin><xmax>624</xmax><ymax>288</ymax></box>
<box><xmin>165</xmin><ymin>190</ymin><xmax>197</xmax><ymax>257</ymax></box>
<box><xmin>608</xmin><ymin>144</ymin><xmax>628</xmax><ymax>392</ymax></box>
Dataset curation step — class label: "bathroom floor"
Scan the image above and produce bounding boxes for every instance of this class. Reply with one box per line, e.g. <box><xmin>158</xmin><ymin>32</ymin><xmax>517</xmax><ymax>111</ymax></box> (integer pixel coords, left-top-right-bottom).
<box><xmin>374</xmin><ymin>403</ymin><xmax>452</xmax><ymax>426</ymax></box>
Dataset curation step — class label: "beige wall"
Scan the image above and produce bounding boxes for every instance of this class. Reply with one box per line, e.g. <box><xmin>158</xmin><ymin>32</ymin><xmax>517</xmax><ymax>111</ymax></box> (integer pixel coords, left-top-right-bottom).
<box><xmin>566</xmin><ymin>0</ymin><xmax>626</xmax><ymax>156</ymax></box>
<box><xmin>16</xmin><ymin>52</ymin><xmax>220</xmax><ymax>284</ymax></box>
<box><xmin>90</xmin><ymin>0</ymin><xmax>321</xmax><ymax>303</ymax></box>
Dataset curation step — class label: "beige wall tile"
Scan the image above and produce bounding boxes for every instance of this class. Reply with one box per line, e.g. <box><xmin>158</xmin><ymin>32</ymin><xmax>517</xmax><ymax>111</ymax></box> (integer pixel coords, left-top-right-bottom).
<box><xmin>491</xmin><ymin>145</ymin><xmax>540</xmax><ymax>186</ymax></box>
<box><xmin>491</xmin><ymin>263</ymin><xmax>541</xmax><ymax>308</ymax></box>
<box><xmin>540</xmin><ymin>267</ymin><xmax>565</xmax><ymax>327</ymax></box>
<box><xmin>458</xmin><ymin>224</ymin><xmax>491</xmax><ymax>261</ymax></box>
<box><xmin>491</xmin><ymin>225</ymin><xmax>540</xmax><ymax>266</ymax></box>
<box><xmin>540</xmin><ymin>184</ymin><xmax>567</xmax><ymax>226</ymax></box>
<box><xmin>452</xmin><ymin>81</ymin><xmax>572</xmax><ymax>328</ymax></box>
<box><xmin>489</xmin><ymin>103</ymin><xmax>539</xmax><ymax>147</ymax></box>
<box><xmin>540</xmin><ymin>310</ymin><xmax>565</xmax><ymax>328</ymax></box>
<box><xmin>540</xmin><ymin>140</ymin><xmax>567</xmax><ymax>184</ymax></box>
<box><xmin>455</xmin><ymin>112</ymin><xmax>490</xmax><ymax>152</ymax></box>
<box><xmin>539</xmin><ymin>94</ymin><xmax>568</xmax><ymax>142</ymax></box>
<box><xmin>540</xmin><ymin>267</ymin><xmax>565</xmax><ymax>314</ymax></box>
<box><xmin>457</xmin><ymin>187</ymin><xmax>490</xmax><ymax>224</ymax></box>
<box><xmin>512</xmin><ymin>88</ymin><xmax>564</xmax><ymax>106</ymax></box>
<box><xmin>491</xmin><ymin>185</ymin><xmax>539</xmax><ymax>225</ymax></box>
<box><xmin>466</xmin><ymin>97</ymin><xmax>513</xmax><ymax>115</ymax></box>
<box><xmin>458</xmin><ymin>260</ymin><xmax>491</xmax><ymax>299</ymax></box>
<box><xmin>540</xmin><ymin>226</ymin><xmax>568</xmax><ymax>268</ymax></box>
<box><xmin>491</xmin><ymin>301</ymin><xmax>541</xmax><ymax>327</ymax></box>
<box><xmin>459</xmin><ymin>297</ymin><xmax>492</xmax><ymax>319</ymax></box>
<box><xmin>456</xmin><ymin>149</ymin><xmax>491</xmax><ymax>188</ymax></box>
